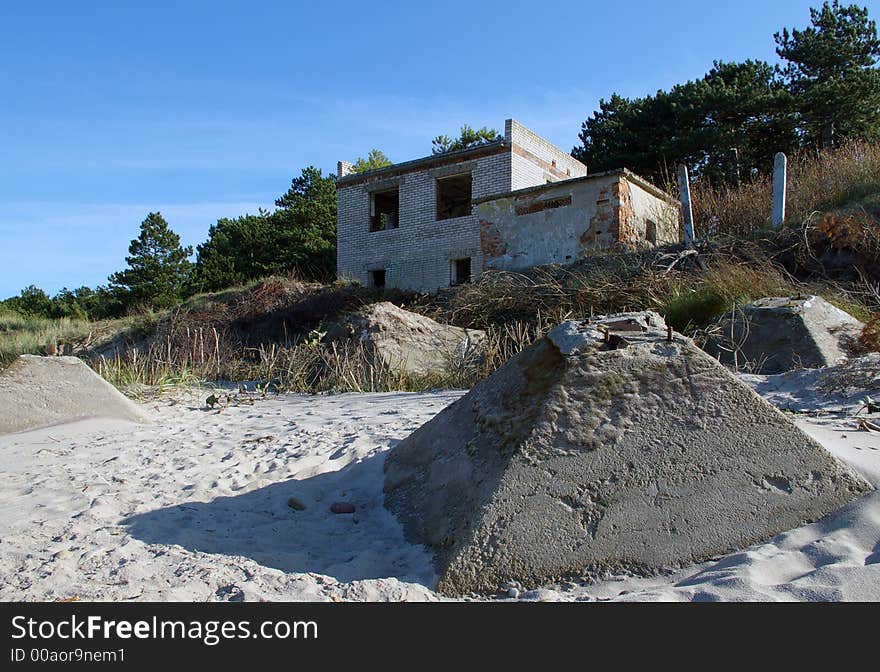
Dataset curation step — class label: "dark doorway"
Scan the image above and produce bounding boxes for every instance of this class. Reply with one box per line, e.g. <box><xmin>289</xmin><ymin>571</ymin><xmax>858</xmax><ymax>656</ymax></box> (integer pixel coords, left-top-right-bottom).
<box><xmin>370</xmin><ymin>269</ymin><xmax>386</xmax><ymax>288</ymax></box>
<box><xmin>645</xmin><ymin>220</ymin><xmax>658</xmax><ymax>245</ymax></box>
<box><xmin>452</xmin><ymin>258</ymin><xmax>471</xmax><ymax>286</ymax></box>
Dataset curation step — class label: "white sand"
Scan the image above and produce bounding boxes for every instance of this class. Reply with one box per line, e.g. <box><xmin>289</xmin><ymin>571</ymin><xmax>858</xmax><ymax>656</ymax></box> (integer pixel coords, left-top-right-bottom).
<box><xmin>1</xmin><ymin>373</ymin><xmax>878</xmax><ymax>602</ymax></box>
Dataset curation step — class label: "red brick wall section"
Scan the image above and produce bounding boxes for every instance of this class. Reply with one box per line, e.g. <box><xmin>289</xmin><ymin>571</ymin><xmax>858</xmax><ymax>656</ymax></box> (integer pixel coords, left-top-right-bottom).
<box><xmin>479</xmin><ymin>220</ymin><xmax>506</xmax><ymax>268</ymax></box>
<box><xmin>612</xmin><ymin>179</ymin><xmax>639</xmax><ymax>247</ymax></box>
<box><xmin>581</xmin><ymin>178</ymin><xmax>640</xmax><ymax>250</ymax></box>
<box><xmin>510</xmin><ymin>144</ymin><xmax>571</xmax><ymax>181</ymax></box>
<box><xmin>583</xmin><ymin>185</ymin><xmax>612</xmax><ymax>247</ymax></box>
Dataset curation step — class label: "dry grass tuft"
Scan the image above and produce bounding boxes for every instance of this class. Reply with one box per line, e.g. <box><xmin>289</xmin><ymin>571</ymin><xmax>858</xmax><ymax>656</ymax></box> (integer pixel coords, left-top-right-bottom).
<box><xmin>0</xmin><ymin>310</ymin><xmax>113</xmax><ymax>369</ymax></box>
<box><xmin>432</xmin><ymin>249</ymin><xmax>796</xmax><ymax>336</ymax></box>
<box><xmin>690</xmin><ymin>140</ymin><xmax>880</xmax><ymax>238</ymax></box>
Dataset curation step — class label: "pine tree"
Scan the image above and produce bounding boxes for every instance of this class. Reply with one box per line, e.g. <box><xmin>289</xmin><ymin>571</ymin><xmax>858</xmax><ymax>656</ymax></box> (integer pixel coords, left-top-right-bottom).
<box><xmin>271</xmin><ymin>166</ymin><xmax>337</xmax><ymax>280</ymax></box>
<box><xmin>350</xmin><ymin>149</ymin><xmax>393</xmax><ymax>174</ymax></box>
<box><xmin>775</xmin><ymin>1</ymin><xmax>880</xmax><ymax>148</ymax></box>
<box><xmin>432</xmin><ymin>125</ymin><xmax>502</xmax><ymax>154</ymax></box>
<box><xmin>572</xmin><ymin>61</ymin><xmax>796</xmax><ymax>184</ymax></box>
<box><xmin>109</xmin><ymin>212</ymin><xmax>193</xmax><ymax>310</ymax></box>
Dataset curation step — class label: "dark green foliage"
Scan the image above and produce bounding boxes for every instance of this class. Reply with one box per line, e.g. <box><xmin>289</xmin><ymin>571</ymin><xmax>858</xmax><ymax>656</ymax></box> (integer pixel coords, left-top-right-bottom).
<box><xmin>72</xmin><ymin>286</ymin><xmax>125</xmax><ymax>320</ymax></box>
<box><xmin>573</xmin><ymin>2</ymin><xmax>878</xmax><ymax>184</ymax></box>
<box><xmin>192</xmin><ymin>166</ymin><xmax>337</xmax><ymax>292</ymax></box>
<box><xmin>0</xmin><ymin>284</ymin><xmax>121</xmax><ymax>321</ymax></box>
<box><xmin>51</xmin><ymin>287</ymin><xmax>117</xmax><ymax>320</ymax></box>
<box><xmin>108</xmin><ymin>212</ymin><xmax>193</xmax><ymax>311</ymax></box>
<box><xmin>49</xmin><ymin>287</ymin><xmax>88</xmax><ymax>320</ymax></box>
<box><xmin>775</xmin><ymin>1</ymin><xmax>880</xmax><ymax>148</ymax></box>
<box><xmin>573</xmin><ymin>60</ymin><xmax>798</xmax><ymax>184</ymax></box>
<box><xmin>2</xmin><ymin>285</ymin><xmax>54</xmax><ymax>318</ymax></box>
<box><xmin>191</xmin><ymin>212</ymin><xmax>276</xmax><ymax>292</ymax></box>
<box><xmin>350</xmin><ymin>149</ymin><xmax>393</xmax><ymax>174</ymax></box>
<box><xmin>432</xmin><ymin>124</ymin><xmax>502</xmax><ymax>154</ymax></box>
<box><xmin>272</xmin><ymin>166</ymin><xmax>337</xmax><ymax>281</ymax></box>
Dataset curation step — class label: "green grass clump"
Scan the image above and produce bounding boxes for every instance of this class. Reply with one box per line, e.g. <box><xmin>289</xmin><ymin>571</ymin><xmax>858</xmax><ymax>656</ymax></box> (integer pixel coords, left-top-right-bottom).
<box><xmin>661</xmin><ymin>289</ymin><xmax>730</xmax><ymax>333</ymax></box>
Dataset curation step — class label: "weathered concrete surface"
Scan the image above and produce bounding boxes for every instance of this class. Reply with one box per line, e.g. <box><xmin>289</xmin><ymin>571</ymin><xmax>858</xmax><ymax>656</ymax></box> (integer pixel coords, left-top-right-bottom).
<box><xmin>0</xmin><ymin>355</ymin><xmax>151</xmax><ymax>435</ymax></box>
<box><xmin>384</xmin><ymin>312</ymin><xmax>871</xmax><ymax>596</ymax></box>
<box><xmin>704</xmin><ymin>295</ymin><xmax>863</xmax><ymax>374</ymax></box>
<box><xmin>677</xmin><ymin>164</ymin><xmax>695</xmax><ymax>246</ymax></box>
<box><xmin>475</xmin><ymin>170</ymin><xmax>679</xmax><ymax>272</ymax></box>
<box><xmin>324</xmin><ymin>302</ymin><xmax>484</xmax><ymax>377</ymax></box>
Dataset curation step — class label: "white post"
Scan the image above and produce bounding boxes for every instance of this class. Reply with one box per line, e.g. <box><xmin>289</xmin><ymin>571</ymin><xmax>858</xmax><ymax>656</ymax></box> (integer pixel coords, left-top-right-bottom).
<box><xmin>678</xmin><ymin>164</ymin><xmax>695</xmax><ymax>247</ymax></box>
<box><xmin>772</xmin><ymin>152</ymin><xmax>787</xmax><ymax>230</ymax></box>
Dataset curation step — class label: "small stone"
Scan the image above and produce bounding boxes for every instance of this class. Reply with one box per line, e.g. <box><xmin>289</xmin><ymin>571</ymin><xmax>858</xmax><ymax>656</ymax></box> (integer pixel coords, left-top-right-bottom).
<box><xmin>287</xmin><ymin>497</ymin><xmax>306</xmax><ymax>511</ymax></box>
<box><xmin>330</xmin><ymin>502</ymin><xmax>355</xmax><ymax>514</ymax></box>
<box><xmin>215</xmin><ymin>584</ymin><xmax>245</xmax><ymax>602</ymax></box>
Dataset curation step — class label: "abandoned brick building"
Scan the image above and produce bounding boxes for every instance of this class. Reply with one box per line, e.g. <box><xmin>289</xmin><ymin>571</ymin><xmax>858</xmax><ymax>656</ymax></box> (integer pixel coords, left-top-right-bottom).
<box><xmin>336</xmin><ymin>118</ymin><xmax>679</xmax><ymax>292</ymax></box>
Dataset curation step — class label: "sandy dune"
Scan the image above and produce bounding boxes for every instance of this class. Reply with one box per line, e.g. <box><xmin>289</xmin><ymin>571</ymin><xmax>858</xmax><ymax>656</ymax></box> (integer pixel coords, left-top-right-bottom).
<box><xmin>1</xmin><ymin>377</ymin><xmax>878</xmax><ymax>602</ymax></box>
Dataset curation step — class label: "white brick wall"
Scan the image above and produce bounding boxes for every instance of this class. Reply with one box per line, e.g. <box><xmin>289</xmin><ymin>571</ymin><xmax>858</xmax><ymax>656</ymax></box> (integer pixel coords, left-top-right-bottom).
<box><xmin>506</xmin><ymin>119</ymin><xmax>587</xmax><ymax>190</ymax></box>
<box><xmin>337</xmin><ymin>152</ymin><xmax>511</xmax><ymax>292</ymax></box>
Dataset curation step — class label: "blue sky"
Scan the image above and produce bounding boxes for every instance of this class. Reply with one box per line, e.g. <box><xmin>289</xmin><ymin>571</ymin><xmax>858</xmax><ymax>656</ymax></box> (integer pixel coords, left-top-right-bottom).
<box><xmin>0</xmin><ymin>0</ymin><xmax>827</xmax><ymax>298</ymax></box>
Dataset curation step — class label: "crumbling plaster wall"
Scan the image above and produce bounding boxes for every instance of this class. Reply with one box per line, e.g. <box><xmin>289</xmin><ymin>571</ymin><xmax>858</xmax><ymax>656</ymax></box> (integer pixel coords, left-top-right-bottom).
<box><xmin>477</xmin><ymin>173</ymin><xmax>680</xmax><ymax>272</ymax></box>
<box><xmin>626</xmin><ymin>178</ymin><xmax>680</xmax><ymax>246</ymax></box>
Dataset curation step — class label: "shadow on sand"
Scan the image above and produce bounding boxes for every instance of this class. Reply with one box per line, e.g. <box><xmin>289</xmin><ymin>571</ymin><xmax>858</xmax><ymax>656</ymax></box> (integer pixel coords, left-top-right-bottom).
<box><xmin>121</xmin><ymin>452</ymin><xmax>434</xmax><ymax>585</ymax></box>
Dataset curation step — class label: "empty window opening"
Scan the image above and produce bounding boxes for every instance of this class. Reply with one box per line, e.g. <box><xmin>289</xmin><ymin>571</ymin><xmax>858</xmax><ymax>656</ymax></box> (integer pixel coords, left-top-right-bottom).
<box><xmin>515</xmin><ymin>195</ymin><xmax>572</xmax><ymax>216</ymax></box>
<box><xmin>370</xmin><ymin>269</ymin><xmax>386</xmax><ymax>288</ymax></box>
<box><xmin>645</xmin><ymin>220</ymin><xmax>658</xmax><ymax>245</ymax></box>
<box><xmin>452</xmin><ymin>258</ymin><xmax>471</xmax><ymax>286</ymax></box>
<box><xmin>436</xmin><ymin>173</ymin><xmax>472</xmax><ymax>221</ymax></box>
<box><xmin>370</xmin><ymin>188</ymin><xmax>399</xmax><ymax>232</ymax></box>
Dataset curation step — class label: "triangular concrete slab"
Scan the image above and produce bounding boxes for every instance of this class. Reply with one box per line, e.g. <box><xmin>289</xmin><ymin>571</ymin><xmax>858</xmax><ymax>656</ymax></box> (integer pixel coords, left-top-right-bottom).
<box><xmin>704</xmin><ymin>295</ymin><xmax>863</xmax><ymax>374</ymax></box>
<box><xmin>0</xmin><ymin>355</ymin><xmax>151</xmax><ymax>435</ymax></box>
